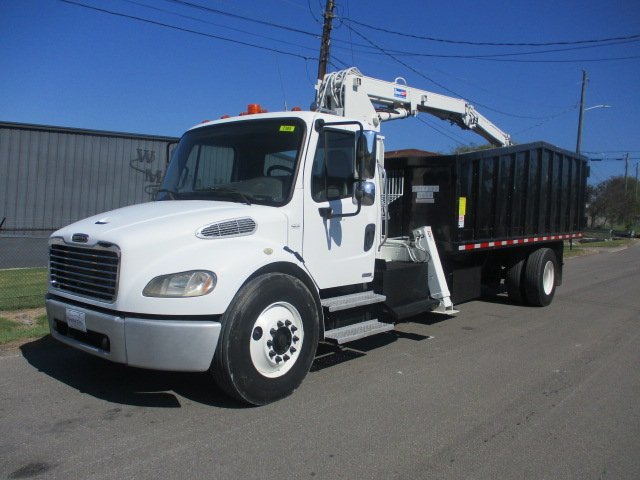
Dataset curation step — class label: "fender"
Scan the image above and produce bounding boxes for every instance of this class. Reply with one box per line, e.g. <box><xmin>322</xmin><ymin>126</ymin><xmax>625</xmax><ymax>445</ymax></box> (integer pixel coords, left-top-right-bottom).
<box><xmin>243</xmin><ymin>261</ymin><xmax>325</xmax><ymax>339</ymax></box>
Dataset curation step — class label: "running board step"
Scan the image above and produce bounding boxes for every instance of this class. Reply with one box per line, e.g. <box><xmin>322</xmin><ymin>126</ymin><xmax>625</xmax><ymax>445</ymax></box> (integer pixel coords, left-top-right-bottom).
<box><xmin>321</xmin><ymin>291</ymin><xmax>386</xmax><ymax>312</ymax></box>
<box><xmin>324</xmin><ymin>319</ymin><xmax>394</xmax><ymax>344</ymax></box>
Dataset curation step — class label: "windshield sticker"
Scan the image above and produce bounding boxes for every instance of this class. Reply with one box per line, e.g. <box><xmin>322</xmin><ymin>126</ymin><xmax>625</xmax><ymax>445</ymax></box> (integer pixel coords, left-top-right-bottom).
<box><xmin>279</xmin><ymin>125</ymin><xmax>296</xmax><ymax>132</ymax></box>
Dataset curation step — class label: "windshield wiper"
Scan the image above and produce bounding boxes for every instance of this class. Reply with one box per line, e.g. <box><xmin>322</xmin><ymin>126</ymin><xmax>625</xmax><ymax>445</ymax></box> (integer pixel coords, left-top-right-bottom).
<box><xmin>196</xmin><ymin>186</ymin><xmax>252</xmax><ymax>205</ymax></box>
<box><xmin>157</xmin><ymin>188</ymin><xmax>178</xmax><ymax>200</ymax></box>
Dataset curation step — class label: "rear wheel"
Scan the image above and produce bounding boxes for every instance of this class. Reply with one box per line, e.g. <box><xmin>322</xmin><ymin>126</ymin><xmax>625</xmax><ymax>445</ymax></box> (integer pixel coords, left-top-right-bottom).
<box><xmin>211</xmin><ymin>273</ymin><xmax>319</xmax><ymax>405</ymax></box>
<box><xmin>524</xmin><ymin>248</ymin><xmax>557</xmax><ymax>307</ymax></box>
<box><xmin>505</xmin><ymin>257</ymin><xmax>527</xmax><ymax>304</ymax></box>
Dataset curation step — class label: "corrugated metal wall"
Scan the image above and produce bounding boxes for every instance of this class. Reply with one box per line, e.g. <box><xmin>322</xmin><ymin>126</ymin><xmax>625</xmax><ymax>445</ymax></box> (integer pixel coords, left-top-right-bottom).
<box><xmin>0</xmin><ymin>122</ymin><xmax>178</xmax><ymax>234</ymax></box>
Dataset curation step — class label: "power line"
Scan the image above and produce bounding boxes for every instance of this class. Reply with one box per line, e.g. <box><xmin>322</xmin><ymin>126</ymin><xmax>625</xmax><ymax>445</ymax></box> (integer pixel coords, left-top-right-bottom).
<box><xmin>342</xmin><ymin>22</ymin><xmax>572</xmax><ymax>120</ymax></box>
<box><xmin>163</xmin><ymin>0</ymin><xmax>318</xmax><ymax>38</ymax></box>
<box><xmin>512</xmin><ymin>104</ymin><xmax>579</xmax><ymax>135</ymax></box>
<box><xmin>119</xmin><ymin>0</ymin><xmax>320</xmax><ymax>55</ymax></box>
<box><xmin>416</xmin><ymin>117</ymin><xmax>466</xmax><ymax>146</ymax></box>
<box><xmin>341</xmin><ymin>16</ymin><xmax>640</xmax><ymax>47</ymax></box>
<box><xmin>60</xmin><ymin>0</ymin><xmax>316</xmax><ymax>60</ymax></box>
<box><xmin>307</xmin><ymin>0</ymin><xmax>321</xmax><ymax>24</ymax></box>
<box><xmin>584</xmin><ymin>150</ymin><xmax>640</xmax><ymax>154</ymax></box>
<box><xmin>163</xmin><ymin>0</ymin><xmax>389</xmax><ymax>56</ymax></box>
<box><xmin>469</xmin><ymin>54</ymin><xmax>640</xmax><ymax>64</ymax></box>
<box><xmin>373</xmin><ymin>38</ymin><xmax>640</xmax><ymax>59</ymax></box>
<box><xmin>328</xmin><ymin>38</ymin><xmax>640</xmax><ymax>63</ymax></box>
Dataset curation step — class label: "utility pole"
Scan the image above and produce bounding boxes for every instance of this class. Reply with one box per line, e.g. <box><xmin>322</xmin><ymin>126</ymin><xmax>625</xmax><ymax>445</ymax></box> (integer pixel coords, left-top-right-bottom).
<box><xmin>632</xmin><ymin>161</ymin><xmax>640</xmax><ymax>201</ymax></box>
<box><xmin>624</xmin><ymin>152</ymin><xmax>629</xmax><ymax>194</ymax></box>
<box><xmin>576</xmin><ymin>70</ymin><xmax>588</xmax><ymax>154</ymax></box>
<box><xmin>317</xmin><ymin>0</ymin><xmax>336</xmax><ymax>82</ymax></box>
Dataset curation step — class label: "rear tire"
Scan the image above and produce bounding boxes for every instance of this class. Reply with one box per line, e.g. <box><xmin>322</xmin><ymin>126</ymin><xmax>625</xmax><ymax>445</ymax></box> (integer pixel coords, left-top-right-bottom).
<box><xmin>211</xmin><ymin>273</ymin><xmax>319</xmax><ymax>405</ymax></box>
<box><xmin>524</xmin><ymin>248</ymin><xmax>557</xmax><ymax>307</ymax></box>
<box><xmin>506</xmin><ymin>257</ymin><xmax>527</xmax><ymax>304</ymax></box>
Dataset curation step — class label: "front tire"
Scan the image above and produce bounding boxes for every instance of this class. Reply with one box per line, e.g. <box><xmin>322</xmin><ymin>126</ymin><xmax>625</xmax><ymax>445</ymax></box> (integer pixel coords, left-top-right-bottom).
<box><xmin>211</xmin><ymin>273</ymin><xmax>319</xmax><ymax>405</ymax></box>
<box><xmin>524</xmin><ymin>248</ymin><xmax>557</xmax><ymax>307</ymax></box>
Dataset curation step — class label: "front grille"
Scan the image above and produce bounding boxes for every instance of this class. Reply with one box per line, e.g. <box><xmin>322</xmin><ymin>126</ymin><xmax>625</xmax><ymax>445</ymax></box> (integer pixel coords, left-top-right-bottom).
<box><xmin>49</xmin><ymin>242</ymin><xmax>120</xmax><ymax>302</ymax></box>
<box><xmin>196</xmin><ymin>217</ymin><xmax>256</xmax><ymax>239</ymax></box>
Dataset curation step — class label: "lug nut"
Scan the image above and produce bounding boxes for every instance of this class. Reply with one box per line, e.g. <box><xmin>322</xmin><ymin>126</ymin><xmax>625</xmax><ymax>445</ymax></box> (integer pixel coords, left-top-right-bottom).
<box><xmin>290</xmin><ymin>326</ymin><xmax>298</xmax><ymax>332</ymax></box>
<box><xmin>270</xmin><ymin>328</ymin><xmax>277</xmax><ymax>336</ymax></box>
<box><xmin>285</xmin><ymin>320</ymin><xmax>292</xmax><ymax>327</ymax></box>
<box><xmin>289</xmin><ymin>347</ymin><xmax>296</xmax><ymax>354</ymax></box>
<box><xmin>277</xmin><ymin>321</ymin><xmax>284</xmax><ymax>328</ymax></box>
<box><xmin>269</xmin><ymin>350</ymin><xmax>276</xmax><ymax>358</ymax></box>
<box><xmin>275</xmin><ymin>356</ymin><xmax>282</xmax><ymax>363</ymax></box>
<box><xmin>293</xmin><ymin>335</ymin><xmax>299</xmax><ymax>343</ymax></box>
<box><xmin>267</xmin><ymin>340</ymin><xmax>273</xmax><ymax>347</ymax></box>
<box><xmin>283</xmin><ymin>354</ymin><xmax>290</xmax><ymax>362</ymax></box>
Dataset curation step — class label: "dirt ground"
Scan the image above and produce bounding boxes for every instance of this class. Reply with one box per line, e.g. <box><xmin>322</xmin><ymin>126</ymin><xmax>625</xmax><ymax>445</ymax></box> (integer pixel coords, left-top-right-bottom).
<box><xmin>1</xmin><ymin>307</ymin><xmax>46</xmax><ymax>326</ymax></box>
<box><xmin>0</xmin><ymin>307</ymin><xmax>47</xmax><ymax>356</ymax></box>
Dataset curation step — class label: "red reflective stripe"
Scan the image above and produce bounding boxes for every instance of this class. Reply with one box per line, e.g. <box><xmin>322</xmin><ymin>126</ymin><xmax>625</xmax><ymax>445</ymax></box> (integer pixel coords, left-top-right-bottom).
<box><xmin>458</xmin><ymin>232</ymin><xmax>584</xmax><ymax>251</ymax></box>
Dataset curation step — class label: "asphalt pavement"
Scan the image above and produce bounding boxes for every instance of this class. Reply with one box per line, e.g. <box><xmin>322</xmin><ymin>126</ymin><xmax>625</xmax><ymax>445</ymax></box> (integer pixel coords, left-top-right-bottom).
<box><xmin>1</xmin><ymin>244</ymin><xmax>639</xmax><ymax>479</ymax></box>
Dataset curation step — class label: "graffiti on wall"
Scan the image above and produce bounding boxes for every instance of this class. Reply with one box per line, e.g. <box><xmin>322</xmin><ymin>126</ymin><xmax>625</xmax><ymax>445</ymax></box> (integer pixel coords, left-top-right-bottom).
<box><xmin>129</xmin><ymin>148</ymin><xmax>164</xmax><ymax>197</ymax></box>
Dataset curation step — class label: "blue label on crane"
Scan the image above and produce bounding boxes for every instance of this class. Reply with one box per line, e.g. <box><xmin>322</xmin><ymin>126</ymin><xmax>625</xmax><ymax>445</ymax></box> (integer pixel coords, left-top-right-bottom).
<box><xmin>394</xmin><ymin>87</ymin><xmax>407</xmax><ymax>99</ymax></box>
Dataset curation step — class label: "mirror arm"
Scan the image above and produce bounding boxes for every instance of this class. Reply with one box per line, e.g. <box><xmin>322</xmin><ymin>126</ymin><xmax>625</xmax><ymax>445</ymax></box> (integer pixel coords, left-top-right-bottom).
<box><xmin>318</xmin><ymin>197</ymin><xmax>362</xmax><ymax>220</ymax></box>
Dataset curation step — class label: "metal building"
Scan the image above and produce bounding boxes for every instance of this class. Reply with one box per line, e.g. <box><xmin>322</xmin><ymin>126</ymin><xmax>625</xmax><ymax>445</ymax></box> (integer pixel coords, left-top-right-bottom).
<box><xmin>0</xmin><ymin>121</ymin><xmax>178</xmax><ymax>234</ymax></box>
<box><xmin>0</xmin><ymin>121</ymin><xmax>178</xmax><ymax>267</ymax></box>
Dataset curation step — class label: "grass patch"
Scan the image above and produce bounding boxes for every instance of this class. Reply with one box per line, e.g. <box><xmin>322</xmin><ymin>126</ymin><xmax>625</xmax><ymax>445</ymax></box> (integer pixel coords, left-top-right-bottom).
<box><xmin>0</xmin><ymin>268</ymin><xmax>48</xmax><ymax>310</ymax></box>
<box><xmin>577</xmin><ymin>239</ymin><xmax>632</xmax><ymax>248</ymax></box>
<box><xmin>0</xmin><ymin>314</ymin><xmax>49</xmax><ymax>346</ymax></box>
<box><xmin>564</xmin><ymin>238</ymin><xmax>634</xmax><ymax>258</ymax></box>
<box><xmin>564</xmin><ymin>247</ymin><xmax>585</xmax><ymax>257</ymax></box>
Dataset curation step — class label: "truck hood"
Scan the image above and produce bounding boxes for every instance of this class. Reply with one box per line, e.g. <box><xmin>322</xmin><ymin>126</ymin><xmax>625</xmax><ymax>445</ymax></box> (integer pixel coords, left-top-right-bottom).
<box><xmin>52</xmin><ymin>200</ymin><xmax>282</xmax><ymax>249</ymax></box>
<box><xmin>49</xmin><ymin>200</ymin><xmax>295</xmax><ymax>315</ymax></box>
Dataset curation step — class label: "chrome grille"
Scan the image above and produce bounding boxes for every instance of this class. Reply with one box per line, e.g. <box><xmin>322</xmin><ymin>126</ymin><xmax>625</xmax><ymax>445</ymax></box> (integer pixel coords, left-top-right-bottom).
<box><xmin>49</xmin><ymin>241</ymin><xmax>120</xmax><ymax>302</ymax></box>
<box><xmin>197</xmin><ymin>217</ymin><xmax>256</xmax><ymax>239</ymax></box>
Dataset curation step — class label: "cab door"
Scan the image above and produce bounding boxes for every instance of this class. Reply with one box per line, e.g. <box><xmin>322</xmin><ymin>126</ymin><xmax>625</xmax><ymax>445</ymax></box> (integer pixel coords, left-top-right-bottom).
<box><xmin>302</xmin><ymin>127</ymin><xmax>379</xmax><ymax>289</ymax></box>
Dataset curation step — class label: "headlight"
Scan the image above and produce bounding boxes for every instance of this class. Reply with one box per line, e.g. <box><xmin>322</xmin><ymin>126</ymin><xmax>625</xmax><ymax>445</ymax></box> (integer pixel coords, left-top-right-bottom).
<box><xmin>143</xmin><ymin>270</ymin><xmax>216</xmax><ymax>298</ymax></box>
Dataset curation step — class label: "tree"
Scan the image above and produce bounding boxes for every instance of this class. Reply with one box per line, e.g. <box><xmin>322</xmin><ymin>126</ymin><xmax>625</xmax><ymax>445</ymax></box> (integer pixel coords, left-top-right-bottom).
<box><xmin>450</xmin><ymin>143</ymin><xmax>497</xmax><ymax>155</ymax></box>
<box><xmin>587</xmin><ymin>176</ymin><xmax>640</xmax><ymax>229</ymax></box>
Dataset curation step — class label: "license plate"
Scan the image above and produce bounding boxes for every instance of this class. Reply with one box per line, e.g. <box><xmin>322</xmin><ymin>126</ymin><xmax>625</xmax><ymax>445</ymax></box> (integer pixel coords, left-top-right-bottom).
<box><xmin>66</xmin><ymin>308</ymin><xmax>87</xmax><ymax>332</ymax></box>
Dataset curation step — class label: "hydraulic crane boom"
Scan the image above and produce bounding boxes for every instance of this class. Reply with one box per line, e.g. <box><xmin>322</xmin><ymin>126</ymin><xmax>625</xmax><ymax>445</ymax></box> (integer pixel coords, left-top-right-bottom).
<box><xmin>315</xmin><ymin>67</ymin><xmax>512</xmax><ymax>147</ymax></box>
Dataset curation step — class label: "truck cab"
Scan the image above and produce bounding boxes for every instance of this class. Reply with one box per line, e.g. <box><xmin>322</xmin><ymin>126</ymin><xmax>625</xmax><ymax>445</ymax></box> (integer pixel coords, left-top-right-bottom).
<box><xmin>46</xmin><ymin>109</ymin><xmax>384</xmax><ymax>405</ymax></box>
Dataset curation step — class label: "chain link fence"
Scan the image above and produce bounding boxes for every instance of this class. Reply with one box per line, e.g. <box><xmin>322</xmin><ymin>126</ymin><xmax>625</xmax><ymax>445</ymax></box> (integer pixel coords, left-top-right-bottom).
<box><xmin>0</xmin><ymin>233</ymin><xmax>50</xmax><ymax>312</ymax></box>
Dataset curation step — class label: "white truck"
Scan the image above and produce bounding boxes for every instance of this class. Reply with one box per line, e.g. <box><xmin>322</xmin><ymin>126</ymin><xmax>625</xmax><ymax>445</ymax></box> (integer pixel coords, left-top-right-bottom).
<box><xmin>46</xmin><ymin>68</ymin><xmax>586</xmax><ymax>404</ymax></box>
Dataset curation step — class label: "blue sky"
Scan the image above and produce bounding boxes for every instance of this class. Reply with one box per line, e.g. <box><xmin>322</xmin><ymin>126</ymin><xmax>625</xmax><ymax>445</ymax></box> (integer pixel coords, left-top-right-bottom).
<box><xmin>2</xmin><ymin>0</ymin><xmax>639</xmax><ymax>183</ymax></box>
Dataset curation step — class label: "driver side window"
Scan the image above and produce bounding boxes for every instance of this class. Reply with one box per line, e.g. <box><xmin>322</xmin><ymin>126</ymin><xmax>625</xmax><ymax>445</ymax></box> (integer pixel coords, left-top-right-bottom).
<box><xmin>311</xmin><ymin>130</ymin><xmax>355</xmax><ymax>202</ymax></box>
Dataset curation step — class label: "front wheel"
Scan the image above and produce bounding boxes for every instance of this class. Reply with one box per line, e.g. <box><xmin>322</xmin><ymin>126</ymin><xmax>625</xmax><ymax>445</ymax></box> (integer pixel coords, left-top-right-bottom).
<box><xmin>211</xmin><ymin>273</ymin><xmax>319</xmax><ymax>405</ymax></box>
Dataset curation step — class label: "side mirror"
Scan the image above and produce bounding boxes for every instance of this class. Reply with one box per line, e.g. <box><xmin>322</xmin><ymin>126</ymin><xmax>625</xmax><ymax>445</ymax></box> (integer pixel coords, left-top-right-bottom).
<box><xmin>355</xmin><ymin>130</ymin><xmax>377</xmax><ymax>180</ymax></box>
<box><xmin>353</xmin><ymin>181</ymin><xmax>375</xmax><ymax>206</ymax></box>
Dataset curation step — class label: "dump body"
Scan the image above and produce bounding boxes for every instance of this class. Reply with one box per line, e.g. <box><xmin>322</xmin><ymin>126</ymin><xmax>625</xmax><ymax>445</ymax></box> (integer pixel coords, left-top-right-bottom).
<box><xmin>386</xmin><ymin>142</ymin><xmax>588</xmax><ymax>254</ymax></box>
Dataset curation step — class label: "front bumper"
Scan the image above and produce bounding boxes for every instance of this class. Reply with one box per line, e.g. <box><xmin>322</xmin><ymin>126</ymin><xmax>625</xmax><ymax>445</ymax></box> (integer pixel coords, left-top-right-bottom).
<box><xmin>46</xmin><ymin>298</ymin><xmax>221</xmax><ymax>372</ymax></box>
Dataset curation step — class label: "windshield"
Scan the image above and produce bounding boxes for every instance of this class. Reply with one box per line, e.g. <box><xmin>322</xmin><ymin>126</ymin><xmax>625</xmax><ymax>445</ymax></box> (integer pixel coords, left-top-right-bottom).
<box><xmin>157</xmin><ymin>118</ymin><xmax>305</xmax><ymax>206</ymax></box>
